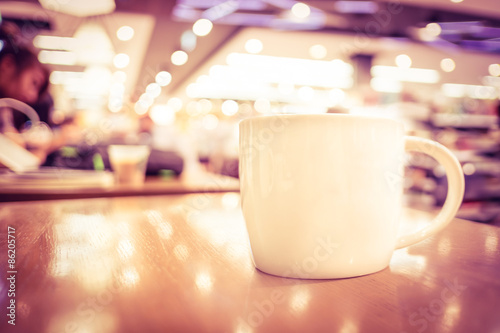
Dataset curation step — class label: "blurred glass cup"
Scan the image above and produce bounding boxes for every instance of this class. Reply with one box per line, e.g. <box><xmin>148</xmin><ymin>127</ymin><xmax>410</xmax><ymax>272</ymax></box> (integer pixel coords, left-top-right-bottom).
<box><xmin>108</xmin><ymin>145</ymin><xmax>150</xmax><ymax>186</ymax></box>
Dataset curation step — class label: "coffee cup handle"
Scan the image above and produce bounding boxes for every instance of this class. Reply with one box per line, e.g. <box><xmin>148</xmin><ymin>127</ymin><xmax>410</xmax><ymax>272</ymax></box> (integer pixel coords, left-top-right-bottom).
<box><xmin>395</xmin><ymin>136</ymin><xmax>465</xmax><ymax>249</ymax></box>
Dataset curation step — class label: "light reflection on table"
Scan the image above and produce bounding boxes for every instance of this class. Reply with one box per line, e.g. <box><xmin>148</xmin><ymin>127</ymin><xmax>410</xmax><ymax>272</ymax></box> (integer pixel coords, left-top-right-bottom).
<box><xmin>0</xmin><ymin>193</ymin><xmax>499</xmax><ymax>333</ymax></box>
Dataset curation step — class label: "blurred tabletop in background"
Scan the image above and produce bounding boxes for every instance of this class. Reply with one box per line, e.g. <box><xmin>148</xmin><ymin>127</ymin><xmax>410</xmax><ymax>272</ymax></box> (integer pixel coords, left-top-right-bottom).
<box><xmin>0</xmin><ymin>169</ymin><xmax>239</xmax><ymax>202</ymax></box>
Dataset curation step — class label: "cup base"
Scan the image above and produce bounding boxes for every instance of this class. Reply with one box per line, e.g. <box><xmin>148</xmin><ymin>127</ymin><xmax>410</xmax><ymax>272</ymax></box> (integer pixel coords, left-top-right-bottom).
<box><xmin>253</xmin><ymin>261</ymin><xmax>390</xmax><ymax>279</ymax></box>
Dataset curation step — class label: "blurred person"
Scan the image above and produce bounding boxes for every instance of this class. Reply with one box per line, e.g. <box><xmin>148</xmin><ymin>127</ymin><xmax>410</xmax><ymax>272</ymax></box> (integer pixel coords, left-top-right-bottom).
<box><xmin>0</xmin><ymin>26</ymin><xmax>77</xmax><ymax>164</ymax></box>
<box><xmin>0</xmin><ymin>42</ymin><xmax>49</xmax><ymax>139</ymax></box>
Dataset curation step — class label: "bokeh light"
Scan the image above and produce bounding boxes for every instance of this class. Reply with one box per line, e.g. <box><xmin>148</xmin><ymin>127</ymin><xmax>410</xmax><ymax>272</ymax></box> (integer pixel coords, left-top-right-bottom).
<box><xmin>221</xmin><ymin>100</ymin><xmax>239</xmax><ymax>116</ymax></box>
<box><xmin>291</xmin><ymin>2</ymin><xmax>311</xmax><ymax>18</ymax></box>
<box><xmin>440</xmin><ymin>58</ymin><xmax>456</xmax><ymax>72</ymax></box>
<box><xmin>116</xmin><ymin>26</ymin><xmax>134</xmax><ymax>41</ymax></box>
<box><xmin>395</xmin><ymin>54</ymin><xmax>412</xmax><ymax>68</ymax></box>
<box><xmin>155</xmin><ymin>71</ymin><xmax>172</xmax><ymax>86</ymax></box>
<box><xmin>488</xmin><ymin>64</ymin><xmax>500</xmax><ymax>77</ymax></box>
<box><xmin>193</xmin><ymin>19</ymin><xmax>213</xmax><ymax>37</ymax></box>
<box><xmin>171</xmin><ymin>50</ymin><xmax>188</xmax><ymax>66</ymax></box>
<box><xmin>245</xmin><ymin>39</ymin><xmax>263</xmax><ymax>54</ymax></box>
<box><xmin>113</xmin><ymin>53</ymin><xmax>130</xmax><ymax>68</ymax></box>
<box><xmin>309</xmin><ymin>44</ymin><xmax>327</xmax><ymax>59</ymax></box>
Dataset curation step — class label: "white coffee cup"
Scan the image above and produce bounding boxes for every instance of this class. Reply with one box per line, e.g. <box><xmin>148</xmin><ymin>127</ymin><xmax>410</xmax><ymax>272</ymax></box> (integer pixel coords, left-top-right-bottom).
<box><xmin>239</xmin><ymin>114</ymin><xmax>464</xmax><ymax>279</ymax></box>
<box><xmin>108</xmin><ymin>145</ymin><xmax>151</xmax><ymax>186</ymax></box>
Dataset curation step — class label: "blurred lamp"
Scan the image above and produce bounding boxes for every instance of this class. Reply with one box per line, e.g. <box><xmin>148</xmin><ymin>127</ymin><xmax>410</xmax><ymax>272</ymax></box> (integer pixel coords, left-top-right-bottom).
<box><xmin>245</xmin><ymin>39</ymin><xmax>263</xmax><ymax>54</ymax></box>
<box><xmin>309</xmin><ymin>44</ymin><xmax>327</xmax><ymax>59</ymax></box>
<box><xmin>39</xmin><ymin>0</ymin><xmax>115</xmax><ymax>17</ymax></box>
<box><xmin>440</xmin><ymin>58</ymin><xmax>456</xmax><ymax>72</ymax></box>
<box><xmin>171</xmin><ymin>51</ymin><xmax>188</xmax><ymax>66</ymax></box>
<box><xmin>395</xmin><ymin>54</ymin><xmax>412</xmax><ymax>68</ymax></box>
<box><xmin>155</xmin><ymin>71</ymin><xmax>172</xmax><ymax>86</ymax></box>
<box><xmin>146</xmin><ymin>83</ymin><xmax>161</xmax><ymax>98</ymax></box>
<box><xmin>221</xmin><ymin>100</ymin><xmax>239</xmax><ymax>116</ymax></box>
<box><xmin>181</xmin><ymin>30</ymin><xmax>197</xmax><ymax>52</ymax></box>
<box><xmin>117</xmin><ymin>26</ymin><xmax>134</xmax><ymax>41</ymax></box>
<box><xmin>291</xmin><ymin>3</ymin><xmax>311</xmax><ymax>19</ymax></box>
<box><xmin>150</xmin><ymin>105</ymin><xmax>175</xmax><ymax>126</ymax></box>
<box><xmin>74</xmin><ymin>22</ymin><xmax>114</xmax><ymax>65</ymax></box>
<box><xmin>113</xmin><ymin>53</ymin><xmax>130</xmax><ymax>68</ymax></box>
<box><xmin>202</xmin><ymin>114</ymin><xmax>218</xmax><ymax>130</ymax></box>
<box><xmin>167</xmin><ymin>98</ymin><xmax>183</xmax><ymax>112</ymax></box>
<box><xmin>193</xmin><ymin>19</ymin><xmax>213</xmax><ymax>37</ymax></box>
<box><xmin>488</xmin><ymin>64</ymin><xmax>500</xmax><ymax>77</ymax></box>
<box><xmin>425</xmin><ymin>23</ymin><xmax>442</xmax><ymax>37</ymax></box>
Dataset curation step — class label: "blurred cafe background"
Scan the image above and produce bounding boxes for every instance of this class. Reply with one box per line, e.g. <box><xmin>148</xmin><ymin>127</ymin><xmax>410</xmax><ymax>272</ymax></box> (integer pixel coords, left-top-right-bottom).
<box><xmin>1</xmin><ymin>0</ymin><xmax>500</xmax><ymax>224</ymax></box>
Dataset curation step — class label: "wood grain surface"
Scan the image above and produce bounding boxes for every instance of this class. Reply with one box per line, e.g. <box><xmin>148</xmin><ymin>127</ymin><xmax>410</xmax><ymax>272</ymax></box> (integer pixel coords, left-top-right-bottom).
<box><xmin>0</xmin><ymin>193</ymin><xmax>499</xmax><ymax>333</ymax></box>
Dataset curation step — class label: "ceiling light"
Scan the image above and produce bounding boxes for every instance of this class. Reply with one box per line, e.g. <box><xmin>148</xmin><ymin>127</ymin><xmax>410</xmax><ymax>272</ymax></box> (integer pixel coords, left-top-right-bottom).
<box><xmin>134</xmin><ymin>101</ymin><xmax>149</xmax><ymax>115</ymax></box>
<box><xmin>109</xmin><ymin>82</ymin><xmax>125</xmax><ymax>96</ymax></box>
<box><xmin>171</xmin><ymin>50</ymin><xmax>188</xmax><ymax>66</ymax></box>
<box><xmin>73</xmin><ymin>22</ymin><xmax>114</xmax><ymax>66</ymax></box>
<box><xmin>192</xmin><ymin>19</ymin><xmax>213</xmax><ymax>37</ymax></box>
<box><xmin>33</xmin><ymin>35</ymin><xmax>76</xmax><ymax>51</ymax></box>
<box><xmin>112</xmin><ymin>71</ymin><xmax>127</xmax><ymax>83</ymax></box>
<box><xmin>309</xmin><ymin>44</ymin><xmax>327</xmax><ymax>59</ymax></box>
<box><xmin>298</xmin><ymin>86</ymin><xmax>315</xmax><ymax>102</ymax></box>
<box><xmin>167</xmin><ymin>97</ymin><xmax>183</xmax><ymax>112</ymax></box>
<box><xmin>38</xmin><ymin>0</ymin><xmax>115</xmax><ymax>17</ymax></box>
<box><xmin>245</xmin><ymin>39</ymin><xmax>263</xmax><ymax>54</ymax></box>
<box><xmin>108</xmin><ymin>99</ymin><xmax>123</xmax><ymax>113</ymax></box>
<box><xmin>395</xmin><ymin>54</ymin><xmax>412</xmax><ymax>68</ymax></box>
<box><xmin>254</xmin><ymin>98</ymin><xmax>271</xmax><ymax>113</ymax></box>
<box><xmin>425</xmin><ymin>23</ymin><xmax>442</xmax><ymax>37</ymax></box>
<box><xmin>155</xmin><ymin>71</ymin><xmax>172</xmax><ymax>86</ymax></box>
<box><xmin>370</xmin><ymin>78</ymin><xmax>402</xmax><ymax>93</ymax></box>
<box><xmin>225</xmin><ymin>53</ymin><xmax>353</xmax><ymax>88</ymax></box>
<box><xmin>146</xmin><ymin>83</ymin><xmax>162</xmax><ymax>98</ymax></box>
<box><xmin>186</xmin><ymin>101</ymin><xmax>203</xmax><ymax>117</ymax></box>
<box><xmin>221</xmin><ymin>100</ymin><xmax>239</xmax><ymax>116</ymax></box>
<box><xmin>49</xmin><ymin>71</ymin><xmax>84</xmax><ymax>85</ymax></box>
<box><xmin>278</xmin><ymin>82</ymin><xmax>295</xmax><ymax>95</ymax></box>
<box><xmin>488</xmin><ymin>64</ymin><xmax>500</xmax><ymax>77</ymax></box>
<box><xmin>442</xmin><ymin>83</ymin><xmax>465</xmax><ymax>98</ymax></box>
<box><xmin>472</xmin><ymin>86</ymin><xmax>496</xmax><ymax>99</ymax></box>
<box><xmin>181</xmin><ymin>30</ymin><xmax>197</xmax><ymax>52</ymax></box>
<box><xmin>139</xmin><ymin>93</ymin><xmax>154</xmax><ymax>107</ymax></box>
<box><xmin>113</xmin><ymin>53</ymin><xmax>130</xmax><ymax>68</ymax></box>
<box><xmin>482</xmin><ymin>76</ymin><xmax>500</xmax><ymax>88</ymax></box>
<box><xmin>371</xmin><ymin>66</ymin><xmax>440</xmax><ymax>83</ymax></box>
<box><xmin>291</xmin><ymin>3</ymin><xmax>311</xmax><ymax>19</ymax></box>
<box><xmin>186</xmin><ymin>83</ymin><xmax>200</xmax><ymax>98</ymax></box>
<box><xmin>442</xmin><ymin>83</ymin><xmax>497</xmax><ymax>99</ymax></box>
<box><xmin>117</xmin><ymin>26</ymin><xmax>134</xmax><ymax>41</ymax></box>
<box><xmin>197</xmin><ymin>75</ymin><xmax>210</xmax><ymax>84</ymax></box>
<box><xmin>38</xmin><ymin>50</ymin><xmax>77</xmax><ymax>65</ymax></box>
<box><xmin>199</xmin><ymin>99</ymin><xmax>213</xmax><ymax>113</ymax></box>
<box><xmin>150</xmin><ymin>105</ymin><xmax>175</xmax><ymax>126</ymax></box>
<box><xmin>440</xmin><ymin>58</ymin><xmax>456</xmax><ymax>72</ymax></box>
<box><xmin>202</xmin><ymin>114</ymin><xmax>219</xmax><ymax>130</ymax></box>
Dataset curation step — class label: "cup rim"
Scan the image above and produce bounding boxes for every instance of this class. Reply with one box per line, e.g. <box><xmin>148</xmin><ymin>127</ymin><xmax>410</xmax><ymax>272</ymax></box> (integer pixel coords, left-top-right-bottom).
<box><xmin>239</xmin><ymin>113</ymin><xmax>401</xmax><ymax>127</ymax></box>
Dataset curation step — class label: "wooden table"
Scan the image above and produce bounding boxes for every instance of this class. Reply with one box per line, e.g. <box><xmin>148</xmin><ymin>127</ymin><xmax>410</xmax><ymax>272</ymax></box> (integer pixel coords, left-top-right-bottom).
<box><xmin>0</xmin><ymin>193</ymin><xmax>499</xmax><ymax>333</ymax></box>
<box><xmin>0</xmin><ymin>171</ymin><xmax>239</xmax><ymax>202</ymax></box>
